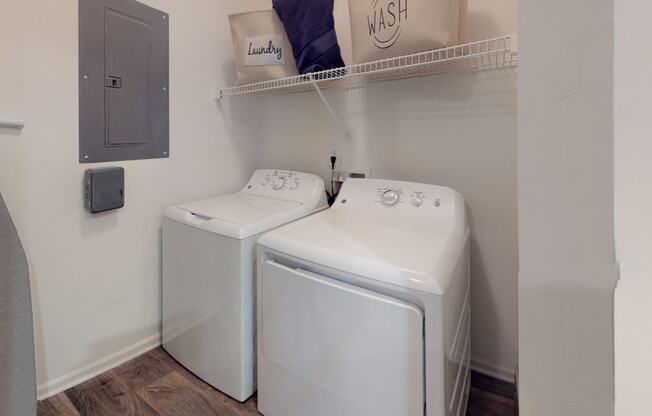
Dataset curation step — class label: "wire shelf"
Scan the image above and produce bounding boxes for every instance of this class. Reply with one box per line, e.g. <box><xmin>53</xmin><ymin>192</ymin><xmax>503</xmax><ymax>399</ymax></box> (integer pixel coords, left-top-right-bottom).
<box><xmin>219</xmin><ymin>34</ymin><xmax>517</xmax><ymax>99</ymax></box>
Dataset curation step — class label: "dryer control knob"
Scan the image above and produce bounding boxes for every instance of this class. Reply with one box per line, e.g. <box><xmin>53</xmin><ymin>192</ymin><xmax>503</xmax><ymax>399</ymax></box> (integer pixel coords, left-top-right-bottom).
<box><xmin>272</xmin><ymin>177</ymin><xmax>286</xmax><ymax>190</ymax></box>
<box><xmin>411</xmin><ymin>196</ymin><xmax>423</xmax><ymax>207</ymax></box>
<box><xmin>381</xmin><ymin>190</ymin><xmax>400</xmax><ymax>206</ymax></box>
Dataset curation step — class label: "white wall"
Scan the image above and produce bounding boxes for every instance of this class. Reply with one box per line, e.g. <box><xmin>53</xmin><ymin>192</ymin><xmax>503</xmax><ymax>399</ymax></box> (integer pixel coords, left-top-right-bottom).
<box><xmin>0</xmin><ymin>0</ymin><xmax>259</xmax><ymax>398</ymax></box>
<box><xmin>253</xmin><ymin>0</ymin><xmax>519</xmax><ymax>380</ymax></box>
<box><xmin>518</xmin><ymin>0</ymin><xmax>617</xmax><ymax>414</ymax></box>
<box><xmin>614</xmin><ymin>1</ymin><xmax>652</xmax><ymax>414</ymax></box>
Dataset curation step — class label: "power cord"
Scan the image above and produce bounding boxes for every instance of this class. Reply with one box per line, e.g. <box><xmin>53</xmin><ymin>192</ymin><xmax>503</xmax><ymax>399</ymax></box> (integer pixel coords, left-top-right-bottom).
<box><xmin>325</xmin><ymin>156</ymin><xmax>338</xmax><ymax>206</ymax></box>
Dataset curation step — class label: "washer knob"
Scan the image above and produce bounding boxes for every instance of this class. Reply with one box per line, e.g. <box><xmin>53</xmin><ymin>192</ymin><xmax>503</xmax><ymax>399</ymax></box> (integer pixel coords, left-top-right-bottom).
<box><xmin>381</xmin><ymin>190</ymin><xmax>400</xmax><ymax>206</ymax></box>
<box><xmin>411</xmin><ymin>196</ymin><xmax>423</xmax><ymax>207</ymax></box>
<box><xmin>272</xmin><ymin>177</ymin><xmax>286</xmax><ymax>190</ymax></box>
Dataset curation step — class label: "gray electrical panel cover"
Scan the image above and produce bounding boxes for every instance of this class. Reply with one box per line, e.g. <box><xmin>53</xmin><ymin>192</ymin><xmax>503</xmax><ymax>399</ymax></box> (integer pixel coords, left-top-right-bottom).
<box><xmin>79</xmin><ymin>0</ymin><xmax>169</xmax><ymax>163</ymax></box>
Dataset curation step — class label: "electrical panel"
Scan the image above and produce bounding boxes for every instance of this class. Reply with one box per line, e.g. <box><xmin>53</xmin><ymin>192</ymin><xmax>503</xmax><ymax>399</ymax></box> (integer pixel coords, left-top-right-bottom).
<box><xmin>79</xmin><ymin>0</ymin><xmax>169</xmax><ymax>163</ymax></box>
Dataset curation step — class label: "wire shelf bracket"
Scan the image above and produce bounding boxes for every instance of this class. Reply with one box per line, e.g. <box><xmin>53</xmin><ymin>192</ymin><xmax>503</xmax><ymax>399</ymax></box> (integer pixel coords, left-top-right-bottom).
<box><xmin>309</xmin><ymin>75</ymin><xmax>350</xmax><ymax>141</ymax></box>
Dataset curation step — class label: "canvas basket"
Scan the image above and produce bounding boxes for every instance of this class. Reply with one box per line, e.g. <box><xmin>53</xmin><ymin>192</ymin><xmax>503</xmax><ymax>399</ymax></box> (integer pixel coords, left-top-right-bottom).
<box><xmin>348</xmin><ymin>0</ymin><xmax>460</xmax><ymax>64</ymax></box>
<box><xmin>228</xmin><ymin>10</ymin><xmax>298</xmax><ymax>86</ymax></box>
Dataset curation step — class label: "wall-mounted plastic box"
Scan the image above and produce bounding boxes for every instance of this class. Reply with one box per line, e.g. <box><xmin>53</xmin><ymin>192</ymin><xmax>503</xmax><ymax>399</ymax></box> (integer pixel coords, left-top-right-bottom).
<box><xmin>84</xmin><ymin>167</ymin><xmax>125</xmax><ymax>214</ymax></box>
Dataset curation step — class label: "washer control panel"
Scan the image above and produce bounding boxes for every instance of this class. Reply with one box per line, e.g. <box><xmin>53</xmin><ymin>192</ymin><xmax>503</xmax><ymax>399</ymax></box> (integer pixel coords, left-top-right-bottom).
<box><xmin>242</xmin><ymin>169</ymin><xmax>326</xmax><ymax>205</ymax></box>
<box><xmin>261</xmin><ymin>171</ymin><xmax>301</xmax><ymax>191</ymax></box>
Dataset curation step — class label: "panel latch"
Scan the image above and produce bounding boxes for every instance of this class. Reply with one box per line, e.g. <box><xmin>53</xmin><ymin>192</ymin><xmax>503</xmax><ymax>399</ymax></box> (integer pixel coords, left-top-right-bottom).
<box><xmin>105</xmin><ymin>76</ymin><xmax>122</xmax><ymax>89</ymax></box>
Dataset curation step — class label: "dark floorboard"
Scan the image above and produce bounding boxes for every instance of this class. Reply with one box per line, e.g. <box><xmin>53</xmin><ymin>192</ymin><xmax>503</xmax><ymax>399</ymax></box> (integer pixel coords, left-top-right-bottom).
<box><xmin>38</xmin><ymin>348</ymin><xmax>517</xmax><ymax>415</ymax></box>
<box><xmin>65</xmin><ymin>370</ymin><xmax>158</xmax><ymax>416</ymax></box>
<box><xmin>36</xmin><ymin>393</ymin><xmax>80</xmax><ymax>416</ymax></box>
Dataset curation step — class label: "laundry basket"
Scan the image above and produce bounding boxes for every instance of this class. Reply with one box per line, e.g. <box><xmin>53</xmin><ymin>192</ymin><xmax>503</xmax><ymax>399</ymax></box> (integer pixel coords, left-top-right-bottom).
<box><xmin>348</xmin><ymin>0</ymin><xmax>461</xmax><ymax>64</ymax></box>
<box><xmin>228</xmin><ymin>10</ymin><xmax>298</xmax><ymax>85</ymax></box>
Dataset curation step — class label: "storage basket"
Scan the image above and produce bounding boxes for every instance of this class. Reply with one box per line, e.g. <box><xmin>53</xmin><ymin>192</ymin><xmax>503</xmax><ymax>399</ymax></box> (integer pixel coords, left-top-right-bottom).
<box><xmin>228</xmin><ymin>10</ymin><xmax>298</xmax><ymax>85</ymax></box>
<box><xmin>348</xmin><ymin>0</ymin><xmax>460</xmax><ymax>64</ymax></box>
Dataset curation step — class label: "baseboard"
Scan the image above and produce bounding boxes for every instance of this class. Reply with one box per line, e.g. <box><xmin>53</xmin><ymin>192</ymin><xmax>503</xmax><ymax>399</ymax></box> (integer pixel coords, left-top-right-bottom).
<box><xmin>36</xmin><ymin>336</ymin><xmax>514</xmax><ymax>400</ymax></box>
<box><xmin>37</xmin><ymin>333</ymin><xmax>161</xmax><ymax>400</ymax></box>
<box><xmin>470</xmin><ymin>356</ymin><xmax>516</xmax><ymax>384</ymax></box>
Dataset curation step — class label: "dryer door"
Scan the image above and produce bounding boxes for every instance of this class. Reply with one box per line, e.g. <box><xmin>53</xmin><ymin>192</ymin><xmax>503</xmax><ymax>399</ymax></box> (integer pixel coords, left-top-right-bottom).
<box><xmin>259</xmin><ymin>260</ymin><xmax>425</xmax><ymax>416</ymax></box>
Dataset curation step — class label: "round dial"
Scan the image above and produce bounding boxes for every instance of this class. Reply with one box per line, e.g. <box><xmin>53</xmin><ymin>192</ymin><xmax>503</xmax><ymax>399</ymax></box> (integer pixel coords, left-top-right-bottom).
<box><xmin>411</xmin><ymin>196</ymin><xmax>423</xmax><ymax>207</ymax></box>
<box><xmin>272</xmin><ymin>177</ymin><xmax>286</xmax><ymax>190</ymax></box>
<box><xmin>381</xmin><ymin>190</ymin><xmax>400</xmax><ymax>206</ymax></box>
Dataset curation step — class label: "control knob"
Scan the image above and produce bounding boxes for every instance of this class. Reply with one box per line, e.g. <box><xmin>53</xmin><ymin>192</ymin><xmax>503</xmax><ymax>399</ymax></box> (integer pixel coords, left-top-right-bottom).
<box><xmin>381</xmin><ymin>190</ymin><xmax>400</xmax><ymax>206</ymax></box>
<box><xmin>411</xmin><ymin>196</ymin><xmax>423</xmax><ymax>207</ymax></box>
<box><xmin>272</xmin><ymin>177</ymin><xmax>286</xmax><ymax>190</ymax></box>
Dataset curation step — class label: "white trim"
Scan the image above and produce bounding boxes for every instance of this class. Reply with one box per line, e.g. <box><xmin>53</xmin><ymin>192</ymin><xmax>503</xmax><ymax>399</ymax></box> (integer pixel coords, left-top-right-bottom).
<box><xmin>470</xmin><ymin>356</ymin><xmax>516</xmax><ymax>383</ymax></box>
<box><xmin>35</xmin><ymin>335</ymin><xmax>516</xmax><ymax>399</ymax></box>
<box><xmin>37</xmin><ymin>333</ymin><xmax>161</xmax><ymax>400</ymax></box>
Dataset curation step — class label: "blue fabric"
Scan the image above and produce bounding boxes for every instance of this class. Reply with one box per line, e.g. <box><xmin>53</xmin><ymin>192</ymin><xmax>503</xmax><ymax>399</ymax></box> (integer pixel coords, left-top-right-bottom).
<box><xmin>272</xmin><ymin>0</ymin><xmax>345</xmax><ymax>74</ymax></box>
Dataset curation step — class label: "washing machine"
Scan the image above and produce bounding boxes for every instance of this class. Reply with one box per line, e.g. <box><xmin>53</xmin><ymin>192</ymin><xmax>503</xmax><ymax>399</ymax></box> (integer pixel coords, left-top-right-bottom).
<box><xmin>162</xmin><ymin>169</ymin><xmax>327</xmax><ymax>402</ymax></box>
<box><xmin>256</xmin><ymin>178</ymin><xmax>471</xmax><ymax>416</ymax></box>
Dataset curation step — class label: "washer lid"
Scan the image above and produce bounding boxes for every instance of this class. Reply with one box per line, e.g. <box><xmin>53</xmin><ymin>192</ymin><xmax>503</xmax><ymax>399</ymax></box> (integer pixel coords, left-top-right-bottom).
<box><xmin>164</xmin><ymin>194</ymin><xmax>310</xmax><ymax>240</ymax></box>
<box><xmin>177</xmin><ymin>194</ymin><xmax>301</xmax><ymax>225</ymax></box>
<box><xmin>258</xmin><ymin>179</ymin><xmax>468</xmax><ymax>295</ymax></box>
<box><xmin>163</xmin><ymin>169</ymin><xmax>328</xmax><ymax>240</ymax></box>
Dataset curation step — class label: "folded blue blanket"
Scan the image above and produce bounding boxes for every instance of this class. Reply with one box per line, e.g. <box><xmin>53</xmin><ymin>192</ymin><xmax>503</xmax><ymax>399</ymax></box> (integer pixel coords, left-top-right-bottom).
<box><xmin>272</xmin><ymin>0</ymin><xmax>345</xmax><ymax>74</ymax></box>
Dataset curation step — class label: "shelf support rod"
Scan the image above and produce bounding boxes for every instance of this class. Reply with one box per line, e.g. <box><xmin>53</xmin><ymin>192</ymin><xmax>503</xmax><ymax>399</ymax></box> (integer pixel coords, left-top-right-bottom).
<box><xmin>309</xmin><ymin>77</ymin><xmax>350</xmax><ymax>141</ymax></box>
<box><xmin>0</xmin><ymin>119</ymin><xmax>25</xmax><ymax>130</ymax></box>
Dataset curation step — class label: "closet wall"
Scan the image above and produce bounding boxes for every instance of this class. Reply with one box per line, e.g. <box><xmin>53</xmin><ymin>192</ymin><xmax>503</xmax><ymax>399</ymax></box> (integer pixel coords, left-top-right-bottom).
<box><xmin>251</xmin><ymin>0</ymin><xmax>519</xmax><ymax>379</ymax></box>
<box><xmin>518</xmin><ymin>0</ymin><xmax>616</xmax><ymax>413</ymax></box>
<box><xmin>0</xmin><ymin>0</ymin><xmax>259</xmax><ymax>398</ymax></box>
<box><xmin>614</xmin><ymin>0</ymin><xmax>652</xmax><ymax>414</ymax></box>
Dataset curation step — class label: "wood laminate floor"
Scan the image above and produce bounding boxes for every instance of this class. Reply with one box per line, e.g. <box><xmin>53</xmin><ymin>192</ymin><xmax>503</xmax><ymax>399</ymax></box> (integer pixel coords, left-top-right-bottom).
<box><xmin>38</xmin><ymin>348</ymin><xmax>517</xmax><ymax>416</ymax></box>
